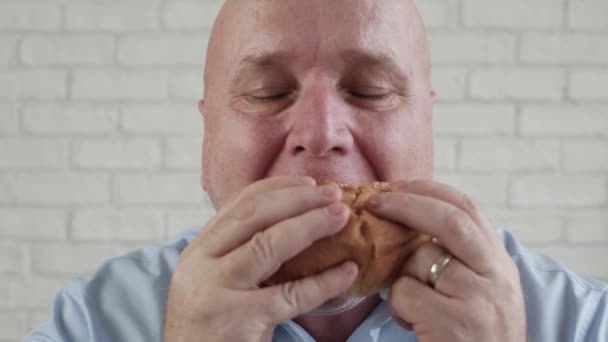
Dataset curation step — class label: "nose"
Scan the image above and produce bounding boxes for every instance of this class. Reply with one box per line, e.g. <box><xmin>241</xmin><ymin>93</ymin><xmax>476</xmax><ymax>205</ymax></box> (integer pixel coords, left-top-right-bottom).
<box><xmin>285</xmin><ymin>84</ymin><xmax>353</xmax><ymax>158</ymax></box>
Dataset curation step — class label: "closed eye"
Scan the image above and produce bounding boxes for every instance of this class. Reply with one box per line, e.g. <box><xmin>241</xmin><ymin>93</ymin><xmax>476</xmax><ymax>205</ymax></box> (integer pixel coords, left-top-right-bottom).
<box><xmin>244</xmin><ymin>93</ymin><xmax>290</xmax><ymax>103</ymax></box>
<box><xmin>348</xmin><ymin>91</ymin><xmax>392</xmax><ymax>100</ymax></box>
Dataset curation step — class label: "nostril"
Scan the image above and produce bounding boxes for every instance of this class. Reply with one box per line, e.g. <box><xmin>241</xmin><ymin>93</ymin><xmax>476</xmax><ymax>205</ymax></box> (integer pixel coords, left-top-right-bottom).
<box><xmin>295</xmin><ymin>146</ymin><xmax>305</xmax><ymax>153</ymax></box>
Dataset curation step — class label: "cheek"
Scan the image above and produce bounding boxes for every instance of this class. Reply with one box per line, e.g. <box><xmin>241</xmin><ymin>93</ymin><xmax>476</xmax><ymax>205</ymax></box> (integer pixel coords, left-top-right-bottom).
<box><xmin>356</xmin><ymin>111</ymin><xmax>433</xmax><ymax>181</ymax></box>
<box><xmin>203</xmin><ymin>116</ymin><xmax>285</xmax><ymax>208</ymax></box>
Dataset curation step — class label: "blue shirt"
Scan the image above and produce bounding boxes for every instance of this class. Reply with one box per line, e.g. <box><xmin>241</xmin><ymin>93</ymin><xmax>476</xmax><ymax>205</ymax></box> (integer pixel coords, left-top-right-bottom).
<box><xmin>25</xmin><ymin>228</ymin><xmax>608</xmax><ymax>341</ymax></box>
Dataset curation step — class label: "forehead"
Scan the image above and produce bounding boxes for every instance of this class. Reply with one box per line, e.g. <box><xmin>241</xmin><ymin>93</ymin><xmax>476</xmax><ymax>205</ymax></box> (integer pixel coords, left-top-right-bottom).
<box><xmin>225</xmin><ymin>0</ymin><xmax>415</xmax><ymax>69</ymax></box>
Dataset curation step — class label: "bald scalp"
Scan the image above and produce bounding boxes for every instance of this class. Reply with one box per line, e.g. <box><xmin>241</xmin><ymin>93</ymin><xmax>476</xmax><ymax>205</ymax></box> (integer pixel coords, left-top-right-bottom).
<box><xmin>203</xmin><ymin>0</ymin><xmax>431</xmax><ymax>97</ymax></box>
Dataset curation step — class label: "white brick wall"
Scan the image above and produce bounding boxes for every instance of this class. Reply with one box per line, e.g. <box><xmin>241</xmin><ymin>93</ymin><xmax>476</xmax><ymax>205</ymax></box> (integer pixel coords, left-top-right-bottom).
<box><xmin>0</xmin><ymin>1</ymin><xmax>606</xmax><ymax>340</ymax></box>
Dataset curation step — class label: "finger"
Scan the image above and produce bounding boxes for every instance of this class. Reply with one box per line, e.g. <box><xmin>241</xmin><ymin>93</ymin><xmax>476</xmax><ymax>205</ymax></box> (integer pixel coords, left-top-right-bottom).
<box><xmin>238</xmin><ymin>176</ymin><xmax>317</xmax><ymax>201</ymax></box>
<box><xmin>388</xmin><ymin>276</ymin><xmax>451</xmax><ymax>328</ymax></box>
<box><xmin>367</xmin><ymin>192</ymin><xmax>494</xmax><ymax>274</ymax></box>
<box><xmin>203</xmin><ymin>182</ymin><xmax>342</xmax><ymax>257</ymax></box>
<box><xmin>216</xmin><ymin>176</ymin><xmax>317</xmax><ymax>213</ymax></box>
<box><xmin>196</xmin><ymin>176</ymin><xmax>315</xmax><ymax>246</ymax></box>
<box><xmin>401</xmin><ymin>241</ymin><xmax>483</xmax><ymax>298</ymax></box>
<box><xmin>392</xmin><ymin>180</ymin><xmax>496</xmax><ymax>241</ymax></box>
<box><xmin>260</xmin><ymin>261</ymin><xmax>359</xmax><ymax>323</ymax></box>
<box><xmin>221</xmin><ymin>201</ymin><xmax>350</xmax><ymax>287</ymax></box>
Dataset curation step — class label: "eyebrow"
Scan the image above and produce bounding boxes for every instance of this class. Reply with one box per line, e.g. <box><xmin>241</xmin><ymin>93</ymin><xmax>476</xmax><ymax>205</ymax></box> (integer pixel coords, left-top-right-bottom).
<box><xmin>340</xmin><ymin>49</ymin><xmax>409</xmax><ymax>88</ymax></box>
<box><xmin>230</xmin><ymin>52</ymin><xmax>295</xmax><ymax>89</ymax></box>
<box><xmin>232</xmin><ymin>49</ymin><xmax>408</xmax><ymax>88</ymax></box>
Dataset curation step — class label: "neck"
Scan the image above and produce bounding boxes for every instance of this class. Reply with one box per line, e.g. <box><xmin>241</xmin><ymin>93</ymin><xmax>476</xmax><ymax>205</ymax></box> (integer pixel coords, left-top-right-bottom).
<box><xmin>294</xmin><ymin>295</ymin><xmax>382</xmax><ymax>342</ymax></box>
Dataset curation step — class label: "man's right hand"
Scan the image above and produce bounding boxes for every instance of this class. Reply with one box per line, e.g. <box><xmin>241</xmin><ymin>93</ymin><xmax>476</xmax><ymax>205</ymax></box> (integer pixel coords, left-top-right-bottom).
<box><xmin>163</xmin><ymin>176</ymin><xmax>358</xmax><ymax>342</ymax></box>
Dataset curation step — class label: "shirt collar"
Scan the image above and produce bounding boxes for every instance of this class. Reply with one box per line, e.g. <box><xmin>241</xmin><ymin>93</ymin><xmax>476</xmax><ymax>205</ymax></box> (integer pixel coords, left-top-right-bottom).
<box><xmin>278</xmin><ymin>298</ymin><xmax>394</xmax><ymax>341</ymax></box>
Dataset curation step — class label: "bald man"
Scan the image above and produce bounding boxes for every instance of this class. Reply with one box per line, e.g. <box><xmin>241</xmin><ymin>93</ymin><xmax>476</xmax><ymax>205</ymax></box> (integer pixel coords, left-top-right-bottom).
<box><xmin>27</xmin><ymin>1</ymin><xmax>608</xmax><ymax>341</ymax></box>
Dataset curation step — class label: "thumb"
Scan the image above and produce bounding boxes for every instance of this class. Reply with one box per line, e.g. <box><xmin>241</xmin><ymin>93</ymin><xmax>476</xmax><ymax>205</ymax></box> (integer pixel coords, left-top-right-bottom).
<box><xmin>261</xmin><ymin>261</ymin><xmax>359</xmax><ymax>323</ymax></box>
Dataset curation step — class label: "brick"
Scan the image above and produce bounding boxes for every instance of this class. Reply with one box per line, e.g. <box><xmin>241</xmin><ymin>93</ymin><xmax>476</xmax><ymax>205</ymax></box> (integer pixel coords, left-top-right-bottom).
<box><xmin>0</xmin><ymin>70</ymin><xmax>66</xmax><ymax>100</ymax></box>
<box><xmin>0</xmin><ymin>208</ymin><xmax>66</xmax><ymax>240</ymax></box>
<box><xmin>169</xmin><ymin>69</ymin><xmax>205</xmax><ymax>100</ymax></box>
<box><xmin>0</xmin><ymin>102</ymin><xmax>18</xmax><ymax>134</ymax></box>
<box><xmin>460</xmin><ymin>139</ymin><xmax>560</xmax><ymax>171</ymax></box>
<box><xmin>65</xmin><ymin>2</ymin><xmax>159</xmax><ymax>32</ymax></box>
<box><xmin>487</xmin><ymin>208</ymin><xmax>564</xmax><ymax>244</ymax></box>
<box><xmin>72</xmin><ymin>139</ymin><xmax>161</xmax><ymax>170</ymax></box>
<box><xmin>564</xmin><ymin>141</ymin><xmax>608</xmax><ymax>172</ymax></box>
<box><xmin>520</xmin><ymin>105</ymin><xmax>608</xmax><ymax>136</ymax></box>
<box><xmin>121</xmin><ymin>103</ymin><xmax>202</xmax><ymax>134</ymax></box>
<box><xmin>28</xmin><ymin>312</ymin><xmax>50</xmax><ymax>334</ymax></box>
<box><xmin>470</xmin><ymin>68</ymin><xmax>564</xmax><ymax>100</ymax></box>
<box><xmin>432</xmin><ymin>138</ymin><xmax>457</xmax><ymax>171</ymax></box>
<box><xmin>0</xmin><ymin>242</ymin><xmax>24</xmax><ymax>274</ymax></box>
<box><xmin>415</xmin><ymin>0</ymin><xmax>459</xmax><ymax>28</ymax></box>
<box><xmin>118</xmin><ymin>34</ymin><xmax>207</xmax><ymax>66</ymax></box>
<box><xmin>565</xmin><ymin>212</ymin><xmax>608</xmax><ymax>243</ymax></box>
<box><xmin>0</xmin><ymin>176</ymin><xmax>15</xmax><ymax>203</ymax></box>
<box><xmin>21</xmin><ymin>35</ymin><xmax>114</xmax><ymax>66</ymax></box>
<box><xmin>22</xmin><ymin>102</ymin><xmax>119</xmax><ymax>134</ymax></box>
<box><xmin>72</xmin><ymin>70</ymin><xmax>168</xmax><ymax>100</ymax></box>
<box><xmin>511</xmin><ymin>175</ymin><xmax>606</xmax><ymax>208</ymax></box>
<box><xmin>2</xmin><ymin>173</ymin><xmax>109</xmax><ymax>204</ymax></box>
<box><xmin>536</xmin><ymin>245</ymin><xmax>608</xmax><ymax>279</ymax></box>
<box><xmin>569</xmin><ymin>1</ymin><xmax>608</xmax><ymax>31</ymax></box>
<box><xmin>162</xmin><ymin>1</ymin><xmax>222</xmax><ymax>30</ymax></box>
<box><xmin>167</xmin><ymin>207</ymin><xmax>214</xmax><ymax>238</ymax></box>
<box><xmin>165</xmin><ymin>137</ymin><xmax>202</xmax><ymax>169</ymax></box>
<box><xmin>71</xmin><ymin>209</ymin><xmax>165</xmax><ymax>241</ymax></box>
<box><xmin>12</xmin><ymin>277</ymin><xmax>65</xmax><ymax>309</ymax></box>
<box><xmin>113</xmin><ymin>173</ymin><xmax>205</xmax><ymax>204</ymax></box>
<box><xmin>504</xmin><ymin>220</ymin><xmax>565</xmax><ymax>244</ymax></box>
<box><xmin>435</xmin><ymin>173</ymin><xmax>509</xmax><ymax>206</ymax></box>
<box><xmin>522</xmin><ymin>33</ymin><xmax>608</xmax><ymax>65</ymax></box>
<box><xmin>463</xmin><ymin>0</ymin><xmax>563</xmax><ymax>29</ymax></box>
<box><xmin>434</xmin><ymin>104</ymin><xmax>516</xmax><ymax>135</ymax></box>
<box><xmin>429</xmin><ymin>32</ymin><xmax>516</xmax><ymax>65</ymax></box>
<box><xmin>431</xmin><ymin>67</ymin><xmax>466</xmax><ymax>101</ymax></box>
<box><xmin>0</xmin><ymin>3</ymin><xmax>61</xmax><ymax>30</ymax></box>
<box><xmin>0</xmin><ymin>312</ymin><xmax>26</xmax><ymax>340</ymax></box>
<box><xmin>570</xmin><ymin>70</ymin><xmax>608</xmax><ymax>101</ymax></box>
<box><xmin>0</xmin><ymin>277</ymin><xmax>12</xmax><ymax>308</ymax></box>
<box><xmin>0</xmin><ymin>138</ymin><xmax>68</xmax><ymax>169</ymax></box>
<box><xmin>0</xmin><ymin>35</ymin><xmax>18</xmax><ymax>65</ymax></box>
<box><xmin>31</xmin><ymin>243</ymin><xmax>121</xmax><ymax>275</ymax></box>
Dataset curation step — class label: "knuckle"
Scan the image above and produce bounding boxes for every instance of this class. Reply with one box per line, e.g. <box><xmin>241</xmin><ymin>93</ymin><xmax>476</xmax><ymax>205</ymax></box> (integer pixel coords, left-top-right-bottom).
<box><xmin>389</xmin><ymin>278</ymin><xmax>419</xmax><ymax>316</ymax></box>
<box><xmin>230</xmin><ymin>195</ymin><xmax>258</xmax><ymax>220</ymax></box>
<box><xmin>458</xmin><ymin>193</ymin><xmax>478</xmax><ymax>215</ymax></box>
<box><xmin>445</xmin><ymin>209</ymin><xmax>474</xmax><ymax>242</ymax></box>
<box><xmin>249</xmin><ymin>231</ymin><xmax>276</xmax><ymax>265</ymax></box>
<box><xmin>279</xmin><ymin>281</ymin><xmax>301</xmax><ymax>317</ymax></box>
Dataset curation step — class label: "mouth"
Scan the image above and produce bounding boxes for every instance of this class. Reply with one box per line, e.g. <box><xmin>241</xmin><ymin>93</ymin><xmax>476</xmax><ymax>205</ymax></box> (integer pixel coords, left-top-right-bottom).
<box><xmin>266</xmin><ymin>160</ymin><xmax>379</xmax><ymax>186</ymax></box>
<box><xmin>305</xmin><ymin>174</ymin><xmax>377</xmax><ymax>186</ymax></box>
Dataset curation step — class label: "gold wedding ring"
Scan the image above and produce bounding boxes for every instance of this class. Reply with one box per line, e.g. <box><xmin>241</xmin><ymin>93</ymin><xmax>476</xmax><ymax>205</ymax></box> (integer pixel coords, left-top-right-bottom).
<box><xmin>428</xmin><ymin>253</ymin><xmax>452</xmax><ymax>288</ymax></box>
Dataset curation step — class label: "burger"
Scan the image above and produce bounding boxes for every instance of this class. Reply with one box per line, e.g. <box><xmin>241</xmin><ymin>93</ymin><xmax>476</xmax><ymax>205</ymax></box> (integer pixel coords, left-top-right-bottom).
<box><xmin>265</xmin><ymin>180</ymin><xmax>430</xmax><ymax>298</ymax></box>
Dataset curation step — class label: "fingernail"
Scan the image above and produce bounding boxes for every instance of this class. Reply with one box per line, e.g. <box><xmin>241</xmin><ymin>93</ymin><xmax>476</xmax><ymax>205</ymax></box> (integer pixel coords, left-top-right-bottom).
<box><xmin>326</xmin><ymin>202</ymin><xmax>345</xmax><ymax>216</ymax></box>
<box><xmin>366</xmin><ymin>193</ymin><xmax>385</xmax><ymax>209</ymax></box>
<box><xmin>300</xmin><ymin>176</ymin><xmax>316</xmax><ymax>185</ymax></box>
<box><xmin>321</xmin><ymin>184</ymin><xmax>340</xmax><ymax>198</ymax></box>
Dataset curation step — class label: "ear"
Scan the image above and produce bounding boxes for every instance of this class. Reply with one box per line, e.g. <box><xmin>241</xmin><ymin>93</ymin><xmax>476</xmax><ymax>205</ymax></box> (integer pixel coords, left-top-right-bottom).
<box><xmin>198</xmin><ymin>98</ymin><xmax>208</xmax><ymax>192</ymax></box>
<box><xmin>198</xmin><ymin>99</ymin><xmax>206</xmax><ymax>118</ymax></box>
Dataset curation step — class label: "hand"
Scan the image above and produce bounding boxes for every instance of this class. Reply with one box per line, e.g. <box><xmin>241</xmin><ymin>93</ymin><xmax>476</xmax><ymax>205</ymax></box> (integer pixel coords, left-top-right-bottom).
<box><xmin>366</xmin><ymin>179</ymin><xmax>526</xmax><ymax>341</ymax></box>
<box><xmin>163</xmin><ymin>176</ymin><xmax>358</xmax><ymax>342</ymax></box>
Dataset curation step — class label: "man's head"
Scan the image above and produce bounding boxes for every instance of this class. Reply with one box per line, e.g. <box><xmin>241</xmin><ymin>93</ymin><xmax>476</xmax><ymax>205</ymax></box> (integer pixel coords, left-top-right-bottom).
<box><xmin>200</xmin><ymin>0</ymin><xmax>435</xmax><ymax>210</ymax></box>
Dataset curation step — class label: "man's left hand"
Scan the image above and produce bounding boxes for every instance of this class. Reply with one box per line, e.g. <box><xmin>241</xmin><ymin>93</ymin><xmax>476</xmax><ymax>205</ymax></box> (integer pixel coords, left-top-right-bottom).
<box><xmin>366</xmin><ymin>179</ymin><xmax>527</xmax><ymax>342</ymax></box>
